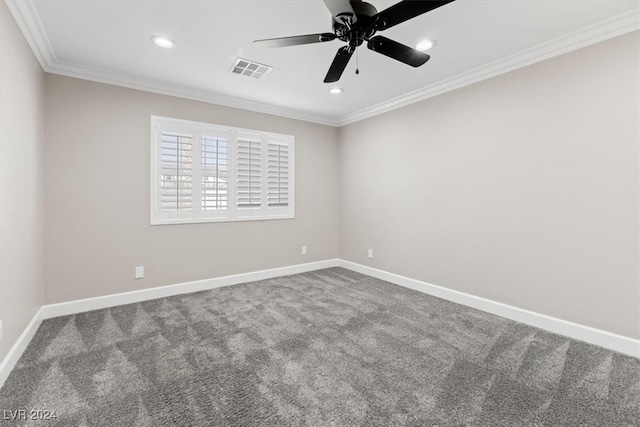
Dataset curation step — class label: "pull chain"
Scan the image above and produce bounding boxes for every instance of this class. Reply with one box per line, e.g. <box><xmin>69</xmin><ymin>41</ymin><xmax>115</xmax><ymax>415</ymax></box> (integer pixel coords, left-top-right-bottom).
<box><xmin>356</xmin><ymin>48</ymin><xmax>360</xmax><ymax>75</ymax></box>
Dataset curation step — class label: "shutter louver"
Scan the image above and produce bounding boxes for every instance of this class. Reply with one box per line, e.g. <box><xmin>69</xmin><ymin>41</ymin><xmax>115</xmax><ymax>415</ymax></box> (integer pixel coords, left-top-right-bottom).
<box><xmin>201</xmin><ymin>136</ymin><xmax>228</xmax><ymax>210</ymax></box>
<box><xmin>160</xmin><ymin>131</ymin><xmax>193</xmax><ymax>212</ymax></box>
<box><xmin>267</xmin><ymin>143</ymin><xmax>289</xmax><ymax>207</ymax></box>
<box><xmin>237</xmin><ymin>139</ymin><xmax>262</xmax><ymax>208</ymax></box>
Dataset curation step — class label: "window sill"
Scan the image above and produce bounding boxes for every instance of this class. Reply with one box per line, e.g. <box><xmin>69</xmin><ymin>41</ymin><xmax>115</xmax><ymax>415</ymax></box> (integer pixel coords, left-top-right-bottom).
<box><xmin>150</xmin><ymin>213</ymin><xmax>295</xmax><ymax>226</ymax></box>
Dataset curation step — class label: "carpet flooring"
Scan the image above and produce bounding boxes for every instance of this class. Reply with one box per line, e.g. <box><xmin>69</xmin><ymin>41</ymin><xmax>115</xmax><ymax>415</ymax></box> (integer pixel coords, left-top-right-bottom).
<box><xmin>1</xmin><ymin>267</ymin><xmax>639</xmax><ymax>426</ymax></box>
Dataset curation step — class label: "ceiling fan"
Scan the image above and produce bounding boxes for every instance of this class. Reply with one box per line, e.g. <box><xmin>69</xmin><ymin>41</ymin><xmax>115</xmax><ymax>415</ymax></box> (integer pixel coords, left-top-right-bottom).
<box><xmin>253</xmin><ymin>0</ymin><xmax>455</xmax><ymax>83</ymax></box>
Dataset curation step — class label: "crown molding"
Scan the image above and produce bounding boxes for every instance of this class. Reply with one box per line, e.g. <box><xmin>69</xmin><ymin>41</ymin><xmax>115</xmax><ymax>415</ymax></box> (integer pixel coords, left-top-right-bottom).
<box><xmin>4</xmin><ymin>0</ymin><xmax>56</xmax><ymax>68</ymax></box>
<box><xmin>5</xmin><ymin>0</ymin><xmax>639</xmax><ymax>128</ymax></box>
<box><xmin>46</xmin><ymin>59</ymin><xmax>341</xmax><ymax>127</ymax></box>
<box><xmin>339</xmin><ymin>8</ymin><xmax>640</xmax><ymax>126</ymax></box>
<box><xmin>3</xmin><ymin>0</ymin><xmax>341</xmax><ymax>127</ymax></box>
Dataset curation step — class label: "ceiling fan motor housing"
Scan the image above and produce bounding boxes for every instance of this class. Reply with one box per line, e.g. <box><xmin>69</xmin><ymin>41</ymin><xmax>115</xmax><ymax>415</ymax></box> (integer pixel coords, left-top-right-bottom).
<box><xmin>333</xmin><ymin>1</ymin><xmax>379</xmax><ymax>48</ymax></box>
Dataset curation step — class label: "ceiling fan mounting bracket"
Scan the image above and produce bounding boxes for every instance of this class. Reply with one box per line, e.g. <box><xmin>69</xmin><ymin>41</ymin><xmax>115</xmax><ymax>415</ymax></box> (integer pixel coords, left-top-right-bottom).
<box><xmin>373</xmin><ymin>16</ymin><xmax>387</xmax><ymax>31</ymax></box>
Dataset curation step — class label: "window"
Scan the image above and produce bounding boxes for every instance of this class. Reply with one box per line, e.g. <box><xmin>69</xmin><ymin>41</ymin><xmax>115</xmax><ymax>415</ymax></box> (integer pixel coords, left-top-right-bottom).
<box><xmin>151</xmin><ymin>116</ymin><xmax>294</xmax><ymax>225</ymax></box>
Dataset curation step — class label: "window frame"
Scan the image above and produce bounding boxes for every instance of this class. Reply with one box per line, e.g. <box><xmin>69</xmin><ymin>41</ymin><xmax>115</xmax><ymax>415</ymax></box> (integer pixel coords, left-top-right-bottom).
<box><xmin>150</xmin><ymin>115</ymin><xmax>295</xmax><ymax>225</ymax></box>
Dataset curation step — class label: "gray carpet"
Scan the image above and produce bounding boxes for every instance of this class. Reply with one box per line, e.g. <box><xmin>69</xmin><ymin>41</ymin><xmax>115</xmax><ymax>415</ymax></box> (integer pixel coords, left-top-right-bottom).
<box><xmin>1</xmin><ymin>268</ymin><xmax>639</xmax><ymax>426</ymax></box>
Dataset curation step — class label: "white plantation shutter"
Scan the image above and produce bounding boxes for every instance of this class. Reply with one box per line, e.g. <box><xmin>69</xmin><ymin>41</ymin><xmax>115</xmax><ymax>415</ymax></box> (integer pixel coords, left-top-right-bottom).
<box><xmin>267</xmin><ymin>142</ymin><xmax>290</xmax><ymax>208</ymax></box>
<box><xmin>159</xmin><ymin>130</ymin><xmax>193</xmax><ymax>214</ymax></box>
<box><xmin>236</xmin><ymin>137</ymin><xmax>262</xmax><ymax>210</ymax></box>
<box><xmin>201</xmin><ymin>135</ymin><xmax>229</xmax><ymax>211</ymax></box>
<box><xmin>151</xmin><ymin>116</ymin><xmax>294</xmax><ymax>224</ymax></box>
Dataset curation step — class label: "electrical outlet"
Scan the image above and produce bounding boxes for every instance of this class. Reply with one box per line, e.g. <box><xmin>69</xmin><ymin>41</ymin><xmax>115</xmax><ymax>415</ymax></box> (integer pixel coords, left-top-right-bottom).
<box><xmin>301</xmin><ymin>246</ymin><xmax>308</xmax><ymax>255</ymax></box>
<box><xmin>135</xmin><ymin>266</ymin><xmax>144</xmax><ymax>279</ymax></box>
<box><xmin>368</xmin><ymin>249</ymin><xmax>373</xmax><ymax>259</ymax></box>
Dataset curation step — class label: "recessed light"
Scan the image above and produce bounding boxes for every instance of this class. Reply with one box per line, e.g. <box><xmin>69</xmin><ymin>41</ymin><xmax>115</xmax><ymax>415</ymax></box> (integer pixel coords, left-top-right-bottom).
<box><xmin>329</xmin><ymin>87</ymin><xmax>343</xmax><ymax>95</ymax></box>
<box><xmin>416</xmin><ymin>39</ymin><xmax>436</xmax><ymax>51</ymax></box>
<box><xmin>151</xmin><ymin>36</ymin><xmax>175</xmax><ymax>49</ymax></box>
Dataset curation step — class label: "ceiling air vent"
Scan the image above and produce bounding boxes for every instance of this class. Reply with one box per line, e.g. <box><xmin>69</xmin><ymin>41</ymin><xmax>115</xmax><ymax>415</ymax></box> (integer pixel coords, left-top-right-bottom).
<box><xmin>231</xmin><ymin>58</ymin><xmax>273</xmax><ymax>79</ymax></box>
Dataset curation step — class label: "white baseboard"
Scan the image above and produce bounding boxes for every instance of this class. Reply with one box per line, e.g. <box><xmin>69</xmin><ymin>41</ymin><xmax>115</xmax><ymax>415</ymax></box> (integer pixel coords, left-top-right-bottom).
<box><xmin>0</xmin><ymin>307</ymin><xmax>44</xmax><ymax>389</ymax></box>
<box><xmin>338</xmin><ymin>260</ymin><xmax>640</xmax><ymax>358</ymax></box>
<box><xmin>0</xmin><ymin>259</ymin><xmax>338</xmax><ymax>390</ymax></box>
<box><xmin>41</xmin><ymin>259</ymin><xmax>339</xmax><ymax>319</ymax></box>
<box><xmin>2</xmin><ymin>256</ymin><xmax>637</xmax><ymax>391</ymax></box>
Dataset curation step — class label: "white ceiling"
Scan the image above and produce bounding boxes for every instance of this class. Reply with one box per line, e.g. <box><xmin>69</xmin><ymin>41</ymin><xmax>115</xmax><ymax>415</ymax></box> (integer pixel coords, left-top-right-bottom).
<box><xmin>6</xmin><ymin>0</ymin><xmax>640</xmax><ymax>126</ymax></box>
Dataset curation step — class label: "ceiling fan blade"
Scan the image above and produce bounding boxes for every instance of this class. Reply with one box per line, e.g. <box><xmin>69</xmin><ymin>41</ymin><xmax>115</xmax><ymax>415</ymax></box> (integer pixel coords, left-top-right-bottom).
<box><xmin>323</xmin><ymin>0</ymin><xmax>357</xmax><ymax>23</ymax></box>
<box><xmin>374</xmin><ymin>0</ymin><xmax>455</xmax><ymax>30</ymax></box>
<box><xmin>324</xmin><ymin>46</ymin><xmax>354</xmax><ymax>83</ymax></box>
<box><xmin>367</xmin><ymin>36</ymin><xmax>429</xmax><ymax>67</ymax></box>
<box><xmin>254</xmin><ymin>33</ymin><xmax>336</xmax><ymax>48</ymax></box>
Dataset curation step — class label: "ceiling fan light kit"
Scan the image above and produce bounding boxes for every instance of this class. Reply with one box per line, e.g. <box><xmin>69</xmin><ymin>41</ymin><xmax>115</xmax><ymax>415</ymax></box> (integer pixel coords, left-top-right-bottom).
<box><xmin>254</xmin><ymin>0</ymin><xmax>455</xmax><ymax>83</ymax></box>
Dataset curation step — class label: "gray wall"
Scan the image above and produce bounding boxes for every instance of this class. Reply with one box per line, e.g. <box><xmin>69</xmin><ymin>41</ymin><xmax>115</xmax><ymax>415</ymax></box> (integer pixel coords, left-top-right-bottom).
<box><xmin>0</xmin><ymin>1</ymin><xmax>45</xmax><ymax>361</ymax></box>
<box><xmin>44</xmin><ymin>75</ymin><xmax>339</xmax><ymax>304</ymax></box>
<box><xmin>339</xmin><ymin>32</ymin><xmax>639</xmax><ymax>339</ymax></box>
